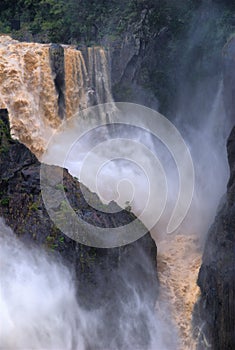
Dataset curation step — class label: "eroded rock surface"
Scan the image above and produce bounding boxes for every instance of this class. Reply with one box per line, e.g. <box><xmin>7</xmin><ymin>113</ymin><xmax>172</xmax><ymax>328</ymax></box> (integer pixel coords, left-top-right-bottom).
<box><xmin>194</xmin><ymin>127</ymin><xmax>235</xmax><ymax>350</ymax></box>
<box><xmin>0</xmin><ymin>108</ymin><xmax>158</xmax><ymax>349</ymax></box>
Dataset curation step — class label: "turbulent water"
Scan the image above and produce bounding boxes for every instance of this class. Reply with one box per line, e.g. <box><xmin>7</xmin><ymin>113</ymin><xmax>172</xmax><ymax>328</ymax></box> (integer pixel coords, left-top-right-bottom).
<box><xmin>41</xmin><ymin>81</ymin><xmax>230</xmax><ymax>350</ymax></box>
<box><xmin>0</xmin><ymin>219</ymin><xmax>178</xmax><ymax>350</ymax></box>
<box><xmin>157</xmin><ymin>235</ymin><xmax>201</xmax><ymax>350</ymax></box>
<box><xmin>0</xmin><ymin>28</ymin><xmax>233</xmax><ymax>349</ymax></box>
<box><xmin>0</xmin><ymin>220</ymin><xmax>86</xmax><ymax>350</ymax></box>
<box><xmin>0</xmin><ymin>35</ymin><xmax>112</xmax><ymax>156</ymax></box>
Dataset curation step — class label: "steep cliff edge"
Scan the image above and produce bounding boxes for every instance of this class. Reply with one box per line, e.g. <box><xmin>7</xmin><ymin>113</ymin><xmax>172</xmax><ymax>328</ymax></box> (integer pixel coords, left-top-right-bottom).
<box><xmin>0</xmin><ymin>108</ymin><xmax>158</xmax><ymax>349</ymax></box>
<box><xmin>107</xmin><ymin>1</ymin><xmax>234</xmax><ymax>117</ymax></box>
<box><xmin>194</xmin><ymin>38</ymin><xmax>235</xmax><ymax>350</ymax></box>
<box><xmin>194</xmin><ymin>127</ymin><xmax>235</xmax><ymax>350</ymax></box>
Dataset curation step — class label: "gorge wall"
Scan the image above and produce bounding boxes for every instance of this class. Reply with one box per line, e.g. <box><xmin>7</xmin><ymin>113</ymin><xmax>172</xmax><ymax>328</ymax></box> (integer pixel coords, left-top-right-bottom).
<box><xmin>0</xmin><ymin>14</ymin><xmax>234</xmax><ymax>346</ymax></box>
<box><xmin>193</xmin><ymin>37</ymin><xmax>235</xmax><ymax>350</ymax></box>
<box><xmin>194</xmin><ymin>126</ymin><xmax>235</xmax><ymax>350</ymax></box>
<box><xmin>106</xmin><ymin>0</ymin><xmax>235</xmax><ymax>120</ymax></box>
<box><xmin>0</xmin><ymin>35</ymin><xmax>203</xmax><ymax>349</ymax></box>
<box><xmin>0</xmin><ymin>108</ymin><xmax>159</xmax><ymax>349</ymax></box>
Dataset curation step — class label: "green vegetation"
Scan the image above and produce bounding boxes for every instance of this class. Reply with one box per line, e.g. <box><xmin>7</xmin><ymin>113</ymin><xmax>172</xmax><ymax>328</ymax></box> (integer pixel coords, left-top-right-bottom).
<box><xmin>0</xmin><ymin>0</ymin><xmax>212</xmax><ymax>44</ymax></box>
<box><xmin>0</xmin><ymin>197</ymin><xmax>9</xmax><ymax>206</ymax></box>
<box><xmin>28</xmin><ymin>201</ymin><xmax>40</xmax><ymax>211</ymax></box>
<box><xmin>58</xmin><ymin>236</ymin><xmax>65</xmax><ymax>243</ymax></box>
<box><xmin>0</xmin><ymin>0</ymin><xmax>234</xmax><ymax>113</ymax></box>
<box><xmin>0</xmin><ymin>0</ymin><xmax>125</xmax><ymax>43</ymax></box>
<box><xmin>45</xmin><ymin>232</ymin><xmax>64</xmax><ymax>250</ymax></box>
<box><xmin>0</xmin><ymin>116</ymin><xmax>11</xmax><ymax>154</ymax></box>
<box><xmin>0</xmin><ymin>118</ymin><xmax>11</xmax><ymax>154</ymax></box>
<box><xmin>0</xmin><ymin>119</ymin><xmax>10</xmax><ymax>138</ymax></box>
<box><xmin>55</xmin><ymin>183</ymin><xmax>67</xmax><ymax>192</ymax></box>
<box><xmin>46</xmin><ymin>234</ymin><xmax>58</xmax><ymax>250</ymax></box>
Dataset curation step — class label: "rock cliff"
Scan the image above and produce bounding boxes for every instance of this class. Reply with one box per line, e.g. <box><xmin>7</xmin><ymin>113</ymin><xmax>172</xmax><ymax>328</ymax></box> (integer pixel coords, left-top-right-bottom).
<box><xmin>194</xmin><ymin>37</ymin><xmax>235</xmax><ymax>350</ymax></box>
<box><xmin>0</xmin><ymin>108</ymin><xmax>158</xmax><ymax>349</ymax></box>
<box><xmin>194</xmin><ymin>126</ymin><xmax>235</xmax><ymax>350</ymax></box>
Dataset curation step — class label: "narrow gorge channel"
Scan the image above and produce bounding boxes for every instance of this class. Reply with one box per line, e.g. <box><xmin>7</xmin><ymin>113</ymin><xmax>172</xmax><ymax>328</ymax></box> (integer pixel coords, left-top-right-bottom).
<box><xmin>0</xmin><ymin>1</ymin><xmax>234</xmax><ymax>347</ymax></box>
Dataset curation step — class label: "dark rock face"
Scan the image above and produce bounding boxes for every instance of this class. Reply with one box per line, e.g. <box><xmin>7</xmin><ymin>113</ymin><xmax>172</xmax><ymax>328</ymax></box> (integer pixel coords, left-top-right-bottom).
<box><xmin>107</xmin><ymin>20</ymin><xmax>164</xmax><ymax>111</ymax></box>
<box><xmin>106</xmin><ymin>2</ymin><xmax>234</xmax><ymax>117</ymax></box>
<box><xmin>223</xmin><ymin>37</ymin><xmax>235</xmax><ymax>126</ymax></box>
<box><xmin>0</xmin><ymin>109</ymin><xmax>158</xmax><ymax>348</ymax></box>
<box><xmin>194</xmin><ymin>37</ymin><xmax>235</xmax><ymax>350</ymax></box>
<box><xmin>49</xmin><ymin>44</ymin><xmax>65</xmax><ymax>118</ymax></box>
<box><xmin>194</xmin><ymin>127</ymin><xmax>235</xmax><ymax>350</ymax></box>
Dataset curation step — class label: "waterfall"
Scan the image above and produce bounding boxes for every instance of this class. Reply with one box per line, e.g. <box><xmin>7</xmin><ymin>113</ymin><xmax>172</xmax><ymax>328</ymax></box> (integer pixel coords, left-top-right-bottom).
<box><xmin>0</xmin><ymin>35</ymin><xmax>112</xmax><ymax>157</ymax></box>
<box><xmin>87</xmin><ymin>47</ymin><xmax>114</xmax><ymax>106</ymax></box>
<box><xmin>64</xmin><ymin>47</ymin><xmax>89</xmax><ymax>119</ymax></box>
<box><xmin>0</xmin><ymin>36</ymin><xmax>59</xmax><ymax>155</ymax></box>
<box><xmin>0</xmin><ymin>16</ymin><xmax>232</xmax><ymax>347</ymax></box>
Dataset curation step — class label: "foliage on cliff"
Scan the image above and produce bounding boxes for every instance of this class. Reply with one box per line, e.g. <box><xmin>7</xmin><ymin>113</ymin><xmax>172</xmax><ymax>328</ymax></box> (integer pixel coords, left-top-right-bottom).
<box><xmin>0</xmin><ymin>108</ymin><xmax>158</xmax><ymax>314</ymax></box>
<box><xmin>0</xmin><ymin>0</ymin><xmax>210</xmax><ymax>44</ymax></box>
<box><xmin>1</xmin><ymin>0</ymin><xmax>234</xmax><ymax>115</ymax></box>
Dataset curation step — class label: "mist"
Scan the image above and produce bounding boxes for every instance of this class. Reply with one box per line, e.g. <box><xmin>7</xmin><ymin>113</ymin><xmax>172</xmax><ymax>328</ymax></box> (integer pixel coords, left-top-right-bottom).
<box><xmin>43</xmin><ymin>79</ymin><xmax>231</xmax><ymax>245</ymax></box>
<box><xmin>40</xmin><ymin>86</ymin><xmax>230</xmax><ymax>347</ymax></box>
<box><xmin>39</xmin><ymin>3</ymin><xmax>235</xmax><ymax>346</ymax></box>
<box><xmin>0</xmin><ymin>218</ymin><xmax>179</xmax><ymax>350</ymax></box>
<box><xmin>43</xmin><ymin>0</ymin><xmax>234</xmax><ymax>246</ymax></box>
<box><xmin>0</xmin><ymin>1</ymin><xmax>234</xmax><ymax>349</ymax></box>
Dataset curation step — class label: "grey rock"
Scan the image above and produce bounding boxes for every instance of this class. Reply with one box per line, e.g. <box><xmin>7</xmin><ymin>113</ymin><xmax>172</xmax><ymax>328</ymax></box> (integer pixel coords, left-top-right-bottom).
<box><xmin>0</xmin><ymin>108</ymin><xmax>158</xmax><ymax>349</ymax></box>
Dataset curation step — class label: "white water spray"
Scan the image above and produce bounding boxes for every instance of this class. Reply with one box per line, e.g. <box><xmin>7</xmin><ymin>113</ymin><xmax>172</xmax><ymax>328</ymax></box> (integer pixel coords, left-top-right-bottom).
<box><xmin>0</xmin><ymin>219</ymin><xmax>179</xmax><ymax>350</ymax></box>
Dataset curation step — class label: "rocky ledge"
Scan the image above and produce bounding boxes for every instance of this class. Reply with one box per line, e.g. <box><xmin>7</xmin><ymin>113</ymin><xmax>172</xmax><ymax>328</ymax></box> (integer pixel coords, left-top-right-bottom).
<box><xmin>0</xmin><ymin>108</ymin><xmax>158</xmax><ymax>349</ymax></box>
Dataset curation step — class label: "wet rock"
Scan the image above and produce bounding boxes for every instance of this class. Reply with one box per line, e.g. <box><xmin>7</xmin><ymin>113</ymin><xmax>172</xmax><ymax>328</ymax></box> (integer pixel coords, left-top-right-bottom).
<box><xmin>105</xmin><ymin>16</ymin><xmax>168</xmax><ymax>110</ymax></box>
<box><xmin>0</xmin><ymin>109</ymin><xmax>158</xmax><ymax>349</ymax></box>
<box><xmin>49</xmin><ymin>44</ymin><xmax>65</xmax><ymax>118</ymax></box>
<box><xmin>194</xmin><ymin>126</ymin><xmax>235</xmax><ymax>350</ymax></box>
<box><xmin>223</xmin><ymin>37</ymin><xmax>235</xmax><ymax>125</ymax></box>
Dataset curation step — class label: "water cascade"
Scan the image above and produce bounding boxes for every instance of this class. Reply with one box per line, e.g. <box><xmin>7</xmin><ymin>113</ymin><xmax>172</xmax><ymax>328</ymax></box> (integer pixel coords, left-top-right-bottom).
<box><xmin>0</xmin><ymin>36</ymin><xmax>112</xmax><ymax>156</ymax></box>
<box><xmin>0</xmin><ymin>30</ymin><xmax>232</xmax><ymax>349</ymax></box>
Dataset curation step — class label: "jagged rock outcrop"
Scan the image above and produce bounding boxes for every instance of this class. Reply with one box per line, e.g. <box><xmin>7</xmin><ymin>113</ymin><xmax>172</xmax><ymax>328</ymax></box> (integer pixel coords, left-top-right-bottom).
<box><xmin>194</xmin><ymin>126</ymin><xmax>235</xmax><ymax>350</ymax></box>
<box><xmin>0</xmin><ymin>108</ymin><xmax>158</xmax><ymax>348</ymax></box>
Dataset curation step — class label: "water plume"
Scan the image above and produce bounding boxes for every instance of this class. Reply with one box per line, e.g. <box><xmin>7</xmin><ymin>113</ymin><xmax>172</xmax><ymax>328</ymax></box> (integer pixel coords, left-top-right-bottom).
<box><xmin>0</xmin><ymin>219</ymin><xmax>178</xmax><ymax>350</ymax></box>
